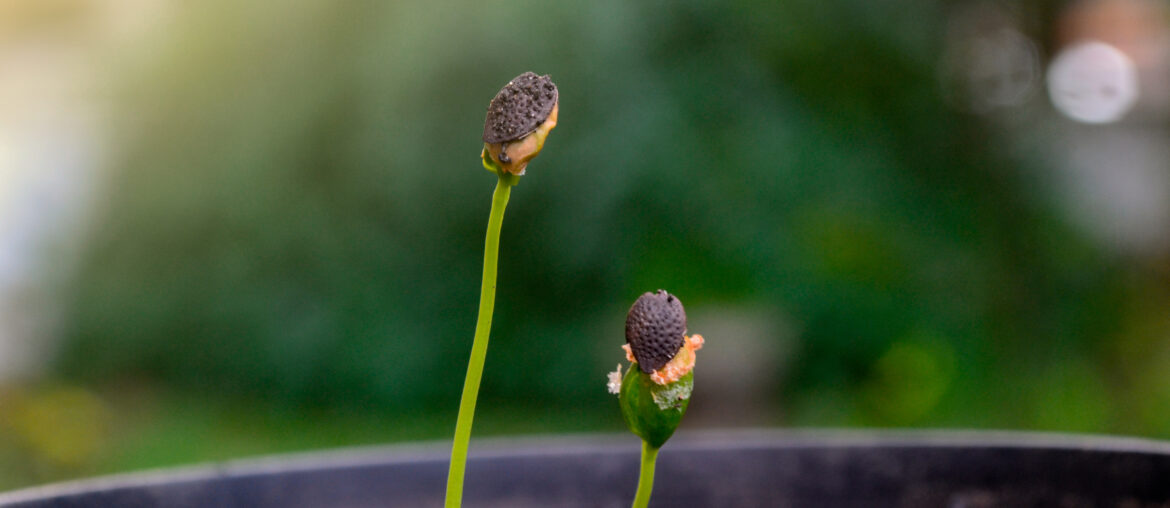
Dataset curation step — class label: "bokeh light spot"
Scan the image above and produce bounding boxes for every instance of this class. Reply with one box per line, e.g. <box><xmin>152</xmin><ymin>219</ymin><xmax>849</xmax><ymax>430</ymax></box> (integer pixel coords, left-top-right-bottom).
<box><xmin>1047</xmin><ymin>41</ymin><xmax>1139</xmax><ymax>124</ymax></box>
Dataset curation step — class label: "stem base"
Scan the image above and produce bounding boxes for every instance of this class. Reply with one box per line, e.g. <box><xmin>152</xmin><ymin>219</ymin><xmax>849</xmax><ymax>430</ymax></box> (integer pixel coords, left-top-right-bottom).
<box><xmin>445</xmin><ymin>174</ymin><xmax>515</xmax><ymax>508</ymax></box>
<box><xmin>632</xmin><ymin>441</ymin><xmax>659</xmax><ymax>508</ymax></box>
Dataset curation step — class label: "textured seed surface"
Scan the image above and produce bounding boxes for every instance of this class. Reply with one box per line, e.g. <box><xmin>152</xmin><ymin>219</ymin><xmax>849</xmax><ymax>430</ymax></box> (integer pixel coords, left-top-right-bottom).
<box><xmin>482</xmin><ymin>72</ymin><xmax>559</xmax><ymax>143</ymax></box>
<box><xmin>626</xmin><ymin>290</ymin><xmax>687</xmax><ymax>373</ymax></box>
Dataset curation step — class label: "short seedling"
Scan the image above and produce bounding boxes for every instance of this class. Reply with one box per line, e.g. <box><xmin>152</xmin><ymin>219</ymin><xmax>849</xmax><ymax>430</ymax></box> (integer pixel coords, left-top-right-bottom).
<box><xmin>445</xmin><ymin>72</ymin><xmax>558</xmax><ymax>508</ymax></box>
<box><xmin>608</xmin><ymin>290</ymin><xmax>704</xmax><ymax>508</ymax></box>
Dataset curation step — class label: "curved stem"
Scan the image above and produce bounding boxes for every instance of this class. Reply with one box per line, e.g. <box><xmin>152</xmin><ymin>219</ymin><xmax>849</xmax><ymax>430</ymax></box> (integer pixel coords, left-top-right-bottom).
<box><xmin>446</xmin><ymin>174</ymin><xmax>515</xmax><ymax>508</ymax></box>
<box><xmin>632</xmin><ymin>440</ymin><xmax>660</xmax><ymax>508</ymax></box>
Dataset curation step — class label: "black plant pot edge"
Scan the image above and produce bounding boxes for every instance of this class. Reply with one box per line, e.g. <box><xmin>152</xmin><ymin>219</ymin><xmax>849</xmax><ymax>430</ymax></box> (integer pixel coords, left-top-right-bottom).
<box><xmin>4</xmin><ymin>428</ymin><xmax>1170</xmax><ymax>504</ymax></box>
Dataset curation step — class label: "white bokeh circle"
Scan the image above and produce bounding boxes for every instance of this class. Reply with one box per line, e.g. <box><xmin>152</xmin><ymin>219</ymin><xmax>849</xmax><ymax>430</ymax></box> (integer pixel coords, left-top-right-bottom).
<box><xmin>1047</xmin><ymin>41</ymin><xmax>1139</xmax><ymax>124</ymax></box>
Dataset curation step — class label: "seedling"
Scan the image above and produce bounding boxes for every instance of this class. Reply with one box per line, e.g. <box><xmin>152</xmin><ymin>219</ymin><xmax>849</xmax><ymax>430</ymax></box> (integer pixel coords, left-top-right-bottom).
<box><xmin>445</xmin><ymin>72</ymin><xmax>558</xmax><ymax>508</ymax></box>
<box><xmin>609</xmin><ymin>290</ymin><xmax>704</xmax><ymax>508</ymax></box>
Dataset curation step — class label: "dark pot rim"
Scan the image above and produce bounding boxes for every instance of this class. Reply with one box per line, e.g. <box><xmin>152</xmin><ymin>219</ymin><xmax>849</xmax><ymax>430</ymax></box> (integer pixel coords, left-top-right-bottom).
<box><xmin>4</xmin><ymin>429</ymin><xmax>1170</xmax><ymax>506</ymax></box>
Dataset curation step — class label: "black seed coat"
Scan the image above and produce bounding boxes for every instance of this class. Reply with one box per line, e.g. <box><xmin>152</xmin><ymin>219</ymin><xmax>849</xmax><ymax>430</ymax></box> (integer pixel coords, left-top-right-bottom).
<box><xmin>482</xmin><ymin>72</ymin><xmax>558</xmax><ymax>143</ymax></box>
<box><xmin>625</xmin><ymin>290</ymin><xmax>687</xmax><ymax>373</ymax></box>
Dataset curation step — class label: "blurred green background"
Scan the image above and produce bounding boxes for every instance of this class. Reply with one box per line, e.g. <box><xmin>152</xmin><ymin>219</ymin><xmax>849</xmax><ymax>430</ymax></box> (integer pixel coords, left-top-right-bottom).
<box><xmin>2</xmin><ymin>0</ymin><xmax>1169</xmax><ymax>491</ymax></box>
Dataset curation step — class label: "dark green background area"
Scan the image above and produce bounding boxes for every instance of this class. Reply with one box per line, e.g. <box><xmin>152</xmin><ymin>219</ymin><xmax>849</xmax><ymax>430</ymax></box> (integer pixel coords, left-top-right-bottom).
<box><xmin>11</xmin><ymin>0</ymin><xmax>1169</xmax><ymax>490</ymax></box>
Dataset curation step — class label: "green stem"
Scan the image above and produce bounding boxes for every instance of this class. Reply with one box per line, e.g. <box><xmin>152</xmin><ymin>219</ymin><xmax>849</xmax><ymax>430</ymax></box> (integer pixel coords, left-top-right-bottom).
<box><xmin>632</xmin><ymin>440</ymin><xmax>660</xmax><ymax>508</ymax></box>
<box><xmin>445</xmin><ymin>173</ymin><xmax>516</xmax><ymax>508</ymax></box>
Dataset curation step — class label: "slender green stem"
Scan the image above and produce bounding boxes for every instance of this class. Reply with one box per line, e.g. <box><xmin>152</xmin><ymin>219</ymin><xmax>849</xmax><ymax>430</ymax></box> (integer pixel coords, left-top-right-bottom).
<box><xmin>632</xmin><ymin>440</ymin><xmax>660</xmax><ymax>508</ymax></box>
<box><xmin>445</xmin><ymin>173</ymin><xmax>515</xmax><ymax>508</ymax></box>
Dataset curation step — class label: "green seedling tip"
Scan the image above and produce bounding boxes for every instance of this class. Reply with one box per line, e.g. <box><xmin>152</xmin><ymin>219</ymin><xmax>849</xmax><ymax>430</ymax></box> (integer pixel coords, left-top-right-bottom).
<box><xmin>620</xmin><ymin>366</ymin><xmax>693</xmax><ymax>449</ymax></box>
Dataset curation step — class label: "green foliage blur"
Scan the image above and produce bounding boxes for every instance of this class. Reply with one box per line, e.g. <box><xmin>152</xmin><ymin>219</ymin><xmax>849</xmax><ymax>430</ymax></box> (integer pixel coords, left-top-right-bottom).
<box><xmin>14</xmin><ymin>0</ymin><xmax>1170</xmax><ymax>489</ymax></box>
